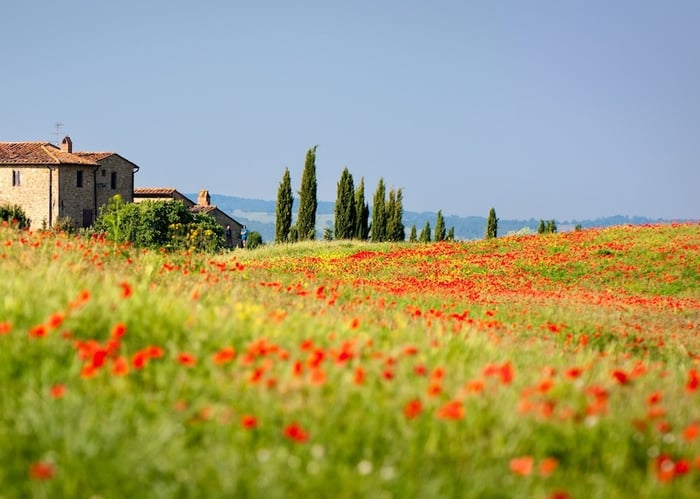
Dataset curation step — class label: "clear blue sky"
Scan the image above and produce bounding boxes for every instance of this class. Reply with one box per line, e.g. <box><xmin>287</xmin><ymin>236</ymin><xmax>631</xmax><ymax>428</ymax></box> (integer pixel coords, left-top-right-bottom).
<box><xmin>2</xmin><ymin>0</ymin><xmax>698</xmax><ymax>221</ymax></box>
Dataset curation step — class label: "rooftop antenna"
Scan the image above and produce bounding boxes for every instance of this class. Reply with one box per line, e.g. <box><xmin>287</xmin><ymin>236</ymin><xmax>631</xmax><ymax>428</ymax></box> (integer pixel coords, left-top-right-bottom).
<box><xmin>53</xmin><ymin>122</ymin><xmax>64</xmax><ymax>145</ymax></box>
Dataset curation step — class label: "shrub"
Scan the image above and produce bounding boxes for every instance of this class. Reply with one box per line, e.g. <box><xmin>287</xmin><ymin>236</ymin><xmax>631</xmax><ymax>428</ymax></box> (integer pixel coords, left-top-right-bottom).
<box><xmin>0</xmin><ymin>204</ymin><xmax>30</xmax><ymax>229</ymax></box>
<box><xmin>93</xmin><ymin>196</ymin><xmax>224</xmax><ymax>251</ymax></box>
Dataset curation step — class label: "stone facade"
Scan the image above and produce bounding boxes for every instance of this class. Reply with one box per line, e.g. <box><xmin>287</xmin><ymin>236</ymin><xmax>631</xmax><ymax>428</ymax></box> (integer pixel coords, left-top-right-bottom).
<box><xmin>0</xmin><ymin>165</ymin><xmax>53</xmax><ymax>229</ymax></box>
<box><xmin>0</xmin><ymin>137</ymin><xmax>139</xmax><ymax>229</ymax></box>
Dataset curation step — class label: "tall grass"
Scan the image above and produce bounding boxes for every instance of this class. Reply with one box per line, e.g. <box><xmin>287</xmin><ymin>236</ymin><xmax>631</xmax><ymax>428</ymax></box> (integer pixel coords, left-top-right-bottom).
<box><xmin>1</xmin><ymin>223</ymin><xmax>699</xmax><ymax>498</ymax></box>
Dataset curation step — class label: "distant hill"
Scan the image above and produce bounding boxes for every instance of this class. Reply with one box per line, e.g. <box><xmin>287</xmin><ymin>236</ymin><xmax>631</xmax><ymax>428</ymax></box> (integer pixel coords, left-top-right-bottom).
<box><xmin>193</xmin><ymin>193</ymin><xmax>675</xmax><ymax>243</ymax></box>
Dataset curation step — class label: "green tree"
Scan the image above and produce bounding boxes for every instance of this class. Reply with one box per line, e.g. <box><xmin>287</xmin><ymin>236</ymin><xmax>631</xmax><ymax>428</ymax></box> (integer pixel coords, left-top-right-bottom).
<box><xmin>447</xmin><ymin>227</ymin><xmax>455</xmax><ymax>241</ymax></box>
<box><xmin>385</xmin><ymin>188</ymin><xmax>405</xmax><ymax>242</ymax></box>
<box><xmin>434</xmin><ymin>210</ymin><xmax>446</xmax><ymax>242</ymax></box>
<box><xmin>334</xmin><ymin>167</ymin><xmax>356</xmax><ymax>240</ymax></box>
<box><xmin>485</xmin><ymin>207</ymin><xmax>498</xmax><ymax>239</ymax></box>
<box><xmin>275</xmin><ymin>167</ymin><xmax>293</xmax><ymax>243</ymax></box>
<box><xmin>419</xmin><ymin>221</ymin><xmax>431</xmax><ymax>243</ymax></box>
<box><xmin>246</xmin><ymin>231</ymin><xmax>263</xmax><ymax>249</ymax></box>
<box><xmin>296</xmin><ymin>145</ymin><xmax>318</xmax><ymax>241</ymax></box>
<box><xmin>370</xmin><ymin>178</ymin><xmax>387</xmax><ymax>242</ymax></box>
<box><xmin>323</xmin><ymin>226</ymin><xmax>334</xmax><ymax>241</ymax></box>
<box><xmin>538</xmin><ymin>219</ymin><xmax>557</xmax><ymax>234</ymax></box>
<box><xmin>354</xmin><ymin>178</ymin><xmax>370</xmax><ymax>240</ymax></box>
<box><xmin>408</xmin><ymin>224</ymin><xmax>417</xmax><ymax>242</ymax></box>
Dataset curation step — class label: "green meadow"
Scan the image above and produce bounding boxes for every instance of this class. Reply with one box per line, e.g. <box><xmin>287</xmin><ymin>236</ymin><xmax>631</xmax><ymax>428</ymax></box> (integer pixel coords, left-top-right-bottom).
<box><xmin>1</xmin><ymin>222</ymin><xmax>699</xmax><ymax>498</ymax></box>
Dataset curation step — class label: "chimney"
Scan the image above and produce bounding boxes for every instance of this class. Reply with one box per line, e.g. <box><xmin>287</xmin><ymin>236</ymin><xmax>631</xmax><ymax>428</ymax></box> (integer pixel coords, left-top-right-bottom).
<box><xmin>197</xmin><ymin>189</ymin><xmax>210</xmax><ymax>206</ymax></box>
<box><xmin>61</xmin><ymin>136</ymin><xmax>72</xmax><ymax>153</ymax></box>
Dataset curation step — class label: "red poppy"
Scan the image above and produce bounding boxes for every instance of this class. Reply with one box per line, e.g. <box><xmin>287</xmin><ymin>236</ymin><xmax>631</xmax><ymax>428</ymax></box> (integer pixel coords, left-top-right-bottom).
<box><xmin>110</xmin><ymin>322</ymin><xmax>127</xmax><ymax>339</ymax></box>
<box><xmin>683</xmin><ymin>423</ymin><xmax>699</xmax><ymax>441</ymax></box>
<box><xmin>283</xmin><ymin>422</ymin><xmax>309</xmax><ymax>443</ymax></box>
<box><xmin>29</xmin><ymin>461</ymin><xmax>55</xmax><ymax>480</ymax></box>
<box><xmin>436</xmin><ymin>400</ymin><xmax>464</xmax><ymax>420</ymax></box>
<box><xmin>120</xmin><ymin>281</ymin><xmax>133</xmax><ymax>298</ymax></box>
<box><xmin>0</xmin><ymin>321</ymin><xmax>11</xmax><ymax>335</ymax></box>
<box><xmin>132</xmin><ymin>351</ymin><xmax>148</xmax><ymax>369</ymax></box>
<box><xmin>80</xmin><ymin>363</ymin><xmax>99</xmax><ymax>379</ymax></box>
<box><xmin>404</xmin><ymin>399</ymin><xmax>423</xmax><ymax>419</ymax></box>
<box><xmin>309</xmin><ymin>368</ymin><xmax>326</xmax><ymax>386</ymax></box>
<box><xmin>212</xmin><ymin>347</ymin><xmax>236</xmax><ymax>365</ymax></box>
<box><xmin>414</xmin><ymin>364</ymin><xmax>427</xmax><ymax>376</ymax></box>
<box><xmin>509</xmin><ymin>456</ymin><xmax>534</xmax><ymax>476</ymax></box>
<box><xmin>353</xmin><ymin>366</ymin><xmax>365</xmax><ymax>385</ymax></box>
<box><xmin>241</xmin><ymin>415</ymin><xmax>258</xmax><ymax>429</ymax></box>
<box><xmin>427</xmin><ymin>383</ymin><xmax>442</xmax><ymax>397</ymax></box>
<box><xmin>464</xmin><ymin>379</ymin><xmax>485</xmax><ymax>394</ymax></box>
<box><xmin>112</xmin><ymin>356</ymin><xmax>129</xmax><ymax>376</ymax></box>
<box><xmin>539</xmin><ymin>457</ymin><xmax>558</xmax><ymax>476</ymax></box>
<box><xmin>49</xmin><ymin>384</ymin><xmax>66</xmax><ymax>399</ymax></box>
<box><xmin>686</xmin><ymin>369</ymin><xmax>700</xmax><ymax>392</ymax></box>
<box><xmin>612</xmin><ymin>370</ymin><xmax>630</xmax><ymax>385</ymax></box>
<box><xmin>647</xmin><ymin>391</ymin><xmax>663</xmax><ymax>405</ymax></box>
<box><xmin>47</xmin><ymin>312</ymin><xmax>65</xmax><ymax>330</ymax></box>
<box><xmin>177</xmin><ymin>352</ymin><xmax>197</xmax><ymax>367</ymax></box>
<box><xmin>29</xmin><ymin>324</ymin><xmax>47</xmax><ymax>338</ymax></box>
<box><xmin>147</xmin><ymin>346</ymin><xmax>164</xmax><ymax>359</ymax></box>
<box><xmin>402</xmin><ymin>345</ymin><xmax>419</xmax><ymax>356</ymax></box>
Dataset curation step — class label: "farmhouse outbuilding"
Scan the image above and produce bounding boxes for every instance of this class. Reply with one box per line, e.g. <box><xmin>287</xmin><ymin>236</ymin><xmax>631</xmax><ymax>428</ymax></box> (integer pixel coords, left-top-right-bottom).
<box><xmin>134</xmin><ymin>187</ymin><xmax>243</xmax><ymax>248</ymax></box>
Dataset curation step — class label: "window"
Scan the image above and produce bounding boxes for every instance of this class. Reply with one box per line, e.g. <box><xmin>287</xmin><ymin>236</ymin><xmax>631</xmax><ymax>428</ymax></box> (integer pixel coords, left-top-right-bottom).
<box><xmin>12</xmin><ymin>170</ymin><xmax>21</xmax><ymax>186</ymax></box>
<box><xmin>77</xmin><ymin>170</ymin><xmax>83</xmax><ymax>188</ymax></box>
<box><xmin>110</xmin><ymin>172</ymin><xmax>117</xmax><ymax>189</ymax></box>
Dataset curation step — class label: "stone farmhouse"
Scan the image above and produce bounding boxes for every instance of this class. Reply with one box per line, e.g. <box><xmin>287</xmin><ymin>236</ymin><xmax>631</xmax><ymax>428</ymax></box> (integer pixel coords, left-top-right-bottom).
<box><xmin>0</xmin><ymin>136</ymin><xmax>242</xmax><ymax>248</ymax></box>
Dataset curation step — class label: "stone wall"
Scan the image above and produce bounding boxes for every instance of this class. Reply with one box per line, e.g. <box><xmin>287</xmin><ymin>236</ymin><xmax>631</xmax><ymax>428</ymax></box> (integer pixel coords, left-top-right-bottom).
<box><xmin>0</xmin><ymin>166</ymin><xmax>52</xmax><ymax>229</ymax></box>
<box><xmin>95</xmin><ymin>155</ymin><xmax>135</xmax><ymax>210</ymax></box>
<box><xmin>56</xmin><ymin>166</ymin><xmax>97</xmax><ymax>228</ymax></box>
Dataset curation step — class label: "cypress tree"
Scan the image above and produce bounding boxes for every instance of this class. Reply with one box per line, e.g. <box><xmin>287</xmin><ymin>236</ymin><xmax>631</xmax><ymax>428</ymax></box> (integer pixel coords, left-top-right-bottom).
<box><xmin>274</xmin><ymin>167</ymin><xmax>293</xmax><ymax>243</ymax></box>
<box><xmin>334</xmin><ymin>167</ymin><xmax>356</xmax><ymax>240</ymax></box>
<box><xmin>354</xmin><ymin>178</ymin><xmax>369</xmax><ymax>240</ymax></box>
<box><xmin>419</xmin><ymin>221</ymin><xmax>431</xmax><ymax>242</ymax></box>
<box><xmin>370</xmin><ymin>178</ymin><xmax>387</xmax><ymax>242</ymax></box>
<box><xmin>537</xmin><ymin>219</ymin><xmax>546</xmax><ymax>234</ymax></box>
<box><xmin>389</xmin><ymin>188</ymin><xmax>405</xmax><ymax>241</ymax></box>
<box><xmin>296</xmin><ymin>146</ymin><xmax>318</xmax><ymax>240</ymax></box>
<box><xmin>408</xmin><ymin>224</ymin><xmax>417</xmax><ymax>242</ymax></box>
<box><xmin>485</xmin><ymin>207</ymin><xmax>498</xmax><ymax>239</ymax></box>
<box><xmin>434</xmin><ymin>210</ymin><xmax>446</xmax><ymax>242</ymax></box>
<box><xmin>447</xmin><ymin>227</ymin><xmax>455</xmax><ymax>241</ymax></box>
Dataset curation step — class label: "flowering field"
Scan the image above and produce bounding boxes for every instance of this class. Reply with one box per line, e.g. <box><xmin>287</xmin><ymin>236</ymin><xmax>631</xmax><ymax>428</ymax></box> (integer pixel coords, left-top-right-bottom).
<box><xmin>1</xmin><ymin>222</ymin><xmax>699</xmax><ymax>498</ymax></box>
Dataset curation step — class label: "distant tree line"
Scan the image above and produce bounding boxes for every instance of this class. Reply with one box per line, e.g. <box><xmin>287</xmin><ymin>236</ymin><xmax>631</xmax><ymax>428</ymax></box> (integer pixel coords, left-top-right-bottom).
<box><xmin>273</xmin><ymin>145</ymin><xmax>473</xmax><ymax>245</ymax></box>
<box><xmin>274</xmin><ymin>146</ymin><xmax>407</xmax><ymax>244</ymax></box>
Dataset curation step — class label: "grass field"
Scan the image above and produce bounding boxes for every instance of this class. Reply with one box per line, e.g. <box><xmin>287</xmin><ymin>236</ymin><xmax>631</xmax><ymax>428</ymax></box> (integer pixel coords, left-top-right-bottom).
<box><xmin>1</xmin><ymin>222</ymin><xmax>699</xmax><ymax>498</ymax></box>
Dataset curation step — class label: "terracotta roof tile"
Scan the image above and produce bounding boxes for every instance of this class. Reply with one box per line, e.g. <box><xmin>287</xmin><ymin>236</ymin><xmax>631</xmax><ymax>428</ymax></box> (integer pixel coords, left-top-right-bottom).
<box><xmin>0</xmin><ymin>142</ymin><xmax>97</xmax><ymax>165</ymax></box>
<box><xmin>134</xmin><ymin>187</ymin><xmax>178</xmax><ymax>196</ymax></box>
<box><xmin>74</xmin><ymin>152</ymin><xmax>115</xmax><ymax>162</ymax></box>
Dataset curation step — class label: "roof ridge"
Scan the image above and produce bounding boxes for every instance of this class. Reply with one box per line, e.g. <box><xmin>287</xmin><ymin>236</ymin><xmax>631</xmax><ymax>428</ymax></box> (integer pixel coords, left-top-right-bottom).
<box><xmin>0</xmin><ymin>141</ymin><xmax>54</xmax><ymax>144</ymax></box>
<box><xmin>41</xmin><ymin>144</ymin><xmax>61</xmax><ymax>163</ymax></box>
